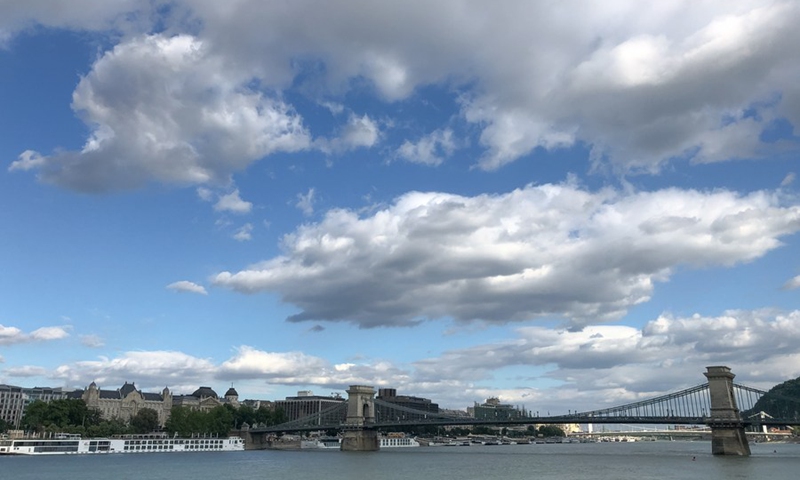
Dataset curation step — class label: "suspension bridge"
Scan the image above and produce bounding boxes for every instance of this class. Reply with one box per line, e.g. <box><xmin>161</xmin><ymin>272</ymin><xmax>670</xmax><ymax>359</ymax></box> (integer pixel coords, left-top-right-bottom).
<box><xmin>245</xmin><ymin>366</ymin><xmax>800</xmax><ymax>455</ymax></box>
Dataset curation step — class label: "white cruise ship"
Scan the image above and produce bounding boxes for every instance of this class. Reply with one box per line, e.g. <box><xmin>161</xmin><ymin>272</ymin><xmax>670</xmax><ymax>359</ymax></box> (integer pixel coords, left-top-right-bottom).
<box><xmin>0</xmin><ymin>433</ymin><xmax>244</xmax><ymax>455</ymax></box>
<box><xmin>304</xmin><ymin>433</ymin><xmax>420</xmax><ymax>449</ymax></box>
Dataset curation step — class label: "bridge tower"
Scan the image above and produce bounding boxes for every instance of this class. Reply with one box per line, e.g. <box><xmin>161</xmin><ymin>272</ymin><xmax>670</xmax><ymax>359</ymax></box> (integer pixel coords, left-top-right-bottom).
<box><xmin>341</xmin><ymin>385</ymin><xmax>380</xmax><ymax>451</ymax></box>
<box><xmin>704</xmin><ymin>366</ymin><xmax>750</xmax><ymax>456</ymax></box>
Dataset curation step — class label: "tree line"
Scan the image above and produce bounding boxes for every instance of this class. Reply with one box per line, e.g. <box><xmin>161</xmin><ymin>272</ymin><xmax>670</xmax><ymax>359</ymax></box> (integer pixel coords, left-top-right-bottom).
<box><xmin>9</xmin><ymin>399</ymin><xmax>286</xmax><ymax>437</ymax></box>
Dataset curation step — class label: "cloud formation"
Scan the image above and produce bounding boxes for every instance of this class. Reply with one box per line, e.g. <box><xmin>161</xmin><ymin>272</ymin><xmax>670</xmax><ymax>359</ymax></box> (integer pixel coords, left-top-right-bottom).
<box><xmin>11</xmin><ymin>308</ymin><xmax>799</xmax><ymax>411</ymax></box>
<box><xmin>214</xmin><ymin>182</ymin><xmax>800</xmax><ymax>328</ymax></box>
<box><xmin>7</xmin><ymin>1</ymin><xmax>800</xmax><ymax>186</ymax></box>
<box><xmin>0</xmin><ymin>324</ymin><xmax>70</xmax><ymax>345</ymax></box>
<box><xmin>11</xmin><ymin>34</ymin><xmax>311</xmax><ymax>192</ymax></box>
<box><xmin>166</xmin><ymin>280</ymin><xmax>208</xmax><ymax>295</ymax></box>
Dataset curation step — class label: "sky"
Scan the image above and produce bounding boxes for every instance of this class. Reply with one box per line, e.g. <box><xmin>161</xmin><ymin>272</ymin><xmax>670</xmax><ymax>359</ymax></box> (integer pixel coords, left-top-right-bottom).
<box><xmin>1</xmin><ymin>0</ymin><xmax>799</xmax><ymax>414</ymax></box>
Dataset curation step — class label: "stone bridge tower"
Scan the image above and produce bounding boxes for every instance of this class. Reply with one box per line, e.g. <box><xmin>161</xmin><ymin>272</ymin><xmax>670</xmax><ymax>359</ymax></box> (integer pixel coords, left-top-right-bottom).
<box><xmin>704</xmin><ymin>366</ymin><xmax>750</xmax><ymax>456</ymax></box>
<box><xmin>341</xmin><ymin>385</ymin><xmax>379</xmax><ymax>451</ymax></box>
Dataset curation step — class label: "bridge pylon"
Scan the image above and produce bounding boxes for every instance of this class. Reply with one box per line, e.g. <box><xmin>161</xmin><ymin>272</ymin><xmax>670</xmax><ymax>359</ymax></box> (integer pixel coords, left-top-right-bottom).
<box><xmin>704</xmin><ymin>366</ymin><xmax>751</xmax><ymax>456</ymax></box>
<box><xmin>340</xmin><ymin>385</ymin><xmax>379</xmax><ymax>451</ymax></box>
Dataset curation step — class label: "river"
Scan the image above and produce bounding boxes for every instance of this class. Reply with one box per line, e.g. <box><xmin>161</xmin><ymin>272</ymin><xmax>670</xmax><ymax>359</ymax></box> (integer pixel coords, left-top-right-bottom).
<box><xmin>2</xmin><ymin>441</ymin><xmax>797</xmax><ymax>479</ymax></box>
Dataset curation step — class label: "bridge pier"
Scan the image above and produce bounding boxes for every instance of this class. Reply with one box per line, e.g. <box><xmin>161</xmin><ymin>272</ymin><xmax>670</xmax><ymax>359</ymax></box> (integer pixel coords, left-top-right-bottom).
<box><xmin>704</xmin><ymin>366</ymin><xmax>750</xmax><ymax>456</ymax></box>
<box><xmin>340</xmin><ymin>385</ymin><xmax>380</xmax><ymax>451</ymax></box>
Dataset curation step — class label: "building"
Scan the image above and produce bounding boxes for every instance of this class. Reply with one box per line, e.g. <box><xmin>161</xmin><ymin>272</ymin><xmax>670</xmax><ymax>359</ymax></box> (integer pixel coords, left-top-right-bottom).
<box><xmin>73</xmin><ymin>381</ymin><xmax>174</xmax><ymax>427</ymax></box>
<box><xmin>376</xmin><ymin>388</ymin><xmax>439</xmax><ymax>422</ymax></box>
<box><xmin>172</xmin><ymin>385</ymin><xmax>240</xmax><ymax>412</ymax></box>
<box><xmin>274</xmin><ymin>391</ymin><xmax>346</xmax><ymax>424</ymax></box>
<box><xmin>0</xmin><ymin>385</ymin><xmax>67</xmax><ymax>429</ymax></box>
<box><xmin>472</xmin><ymin>397</ymin><xmax>524</xmax><ymax>420</ymax></box>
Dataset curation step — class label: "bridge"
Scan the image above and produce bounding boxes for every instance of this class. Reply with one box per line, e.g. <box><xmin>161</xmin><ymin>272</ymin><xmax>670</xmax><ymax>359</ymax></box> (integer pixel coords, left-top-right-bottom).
<box><xmin>246</xmin><ymin>366</ymin><xmax>800</xmax><ymax>455</ymax></box>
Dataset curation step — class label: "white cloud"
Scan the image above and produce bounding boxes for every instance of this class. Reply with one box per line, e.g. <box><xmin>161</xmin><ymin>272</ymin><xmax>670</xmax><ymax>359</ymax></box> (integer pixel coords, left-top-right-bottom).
<box><xmin>10</xmin><ymin>34</ymin><xmax>311</xmax><ymax>192</ymax></box>
<box><xmin>178</xmin><ymin>0</ymin><xmax>800</xmax><ymax>172</ymax></box>
<box><xmin>166</xmin><ymin>280</ymin><xmax>208</xmax><ymax>295</ymax></box>
<box><xmin>0</xmin><ymin>0</ymin><xmax>151</xmax><ymax>44</ymax></box>
<box><xmin>52</xmin><ymin>350</ymin><xmax>217</xmax><ymax>389</ymax></box>
<box><xmin>396</xmin><ymin>128</ymin><xmax>456</xmax><ymax>166</ymax></box>
<box><xmin>21</xmin><ymin>309</ymin><xmax>800</xmax><ymax>410</ymax></box>
<box><xmin>214</xmin><ymin>189</ymin><xmax>253</xmax><ymax>214</ymax></box>
<box><xmin>214</xmin><ymin>182</ymin><xmax>800</xmax><ymax>328</ymax></box>
<box><xmin>412</xmin><ymin>309</ymin><xmax>800</xmax><ymax>410</ymax></box>
<box><xmin>7</xmin><ymin>2</ymin><xmax>800</xmax><ymax>177</ymax></box>
<box><xmin>218</xmin><ymin>346</ymin><xmax>328</xmax><ymax>380</ymax></box>
<box><xmin>782</xmin><ymin>172</ymin><xmax>796</xmax><ymax>187</ymax></box>
<box><xmin>295</xmin><ymin>188</ymin><xmax>316</xmax><ymax>216</ymax></box>
<box><xmin>233</xmin><ymin>223</ymin><xmax>254</xmax><ymax>242</ymax></box>
<box><xmin>80</xmin><ymin>334</ymin><xmax>105</xmax><ymax>348</ymax></box>
<box><xmin>0</xmin><ymin>324</ymin><xmax>70</xmax><ymax>345</ymax></box>
<box><xmin>318</xmin><ymin>114</ymin><xmax>381</xmax><ymax>154</ymax></box>
<box><xmin>783</xmin><ymin>275</ymin><xmax>800</xmax><ymax>290</ymax></box>
<box><xmin>3</xmin><ymin>366</ymin><xmax>49</xmax><ymax>378</ymax></box>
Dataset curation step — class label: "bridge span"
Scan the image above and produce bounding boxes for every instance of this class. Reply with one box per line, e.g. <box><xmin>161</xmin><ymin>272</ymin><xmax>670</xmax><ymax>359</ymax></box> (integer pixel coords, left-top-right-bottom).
<box><xmin>246</xmin><ymin>366</ymin><xmax>799</xmax><ymax>455</ymax></box>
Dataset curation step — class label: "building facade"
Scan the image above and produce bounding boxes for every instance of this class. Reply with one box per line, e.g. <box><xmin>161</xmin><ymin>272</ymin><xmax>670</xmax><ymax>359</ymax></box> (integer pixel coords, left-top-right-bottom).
<box><xmin>0</xmin><ymin>385</ymin><xmax>66</xmax><ymax>429</ymax></box>
<box><xmin>75</xmin><ymin>382</ymin><xmax>174</xmax><ymax>427</ymax></box>
<box><xmin>472</xmin><ymin>397</ymin><xmax>524</xmax><ymax>420</ymax></box>
<box><xmin>172</xmin><ymin>386</ymin><xmax>240</xmax><ymax>412</ymax></box>
<box><xmin>376</xmin><ymin>388</ymin><xmax>439</xmax><ymax>422</ymax></box>
<box><xmin>274</xmin><ymin>391</ymin><xmax>346</xmax><ymax>424</ymax></box>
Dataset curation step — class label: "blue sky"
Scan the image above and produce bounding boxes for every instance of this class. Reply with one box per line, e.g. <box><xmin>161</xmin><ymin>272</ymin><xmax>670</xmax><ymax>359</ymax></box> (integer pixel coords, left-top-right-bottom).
<box><xmin>1</xmin><ymin>1</ymin><xmax>799</xmax><ymax>412</ymax></box>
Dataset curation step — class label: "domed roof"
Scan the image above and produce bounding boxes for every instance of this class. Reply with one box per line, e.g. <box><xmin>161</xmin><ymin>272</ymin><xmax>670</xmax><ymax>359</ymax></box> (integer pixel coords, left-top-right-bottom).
<box><xmin>225</xmin><ymin>387</ymin><xmax>238</xmax><ymax>397</ymax></box>
<box><xmin>192</xmin><ymin>386</ymin><xmax>218</xmax><ymax>399</ymax></box>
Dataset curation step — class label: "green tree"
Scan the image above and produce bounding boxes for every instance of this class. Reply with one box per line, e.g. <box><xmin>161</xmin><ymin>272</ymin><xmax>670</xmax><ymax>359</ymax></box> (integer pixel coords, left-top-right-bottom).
<box><xmin>21</xmin><ymin>399</ymin><xmax>91</xmax><ymax>432</ymax></box>
<box><xmin>749</xmin><ymin>377</ymin><xmax>800</xmax><ymax>420</ymax></box>
<box><xmin>130</xmin><ymin>408</ymin><xmax>160</xmax><ymax>434</ymax></box>
<box><xmin>207</xmin><ymin>406</ymin><xmax>235</xmax><ymax>436</ymax></box>
<box><xmin>537</xmin><ymin>425</ymin><xmax>565</xmax><ymax>437</ymax></box>
<box><xmin>0</xmin><ymin>418</ymin><xmax>9</xmax><ymax>433</ymax></box>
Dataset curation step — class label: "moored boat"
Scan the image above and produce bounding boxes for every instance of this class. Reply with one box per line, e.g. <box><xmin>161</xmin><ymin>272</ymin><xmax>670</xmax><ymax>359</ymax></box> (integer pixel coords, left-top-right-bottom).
<box><xmin>0</xmin><ymin>433</ymin><xmax>244</xmax><ymax>455</ymax></box>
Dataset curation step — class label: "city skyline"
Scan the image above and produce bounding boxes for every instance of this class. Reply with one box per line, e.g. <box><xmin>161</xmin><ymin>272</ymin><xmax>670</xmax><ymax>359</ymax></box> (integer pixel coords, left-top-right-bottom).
<box><xmin>2</xmin><ymin>1</ymin><xmax>800</xmax><ymax>413</ymax></box>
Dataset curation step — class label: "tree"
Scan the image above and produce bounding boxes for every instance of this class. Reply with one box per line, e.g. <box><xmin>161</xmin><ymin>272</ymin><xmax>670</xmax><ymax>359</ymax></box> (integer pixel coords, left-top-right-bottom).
<box><xmin>130</xmin><ymin>408</ymin><xmax>160</xmax><ymax>434</ymax></box>
<box><xmin>749</xmin><ymin>377</ymin><xmax>800</xmax><ymax>420</ymax></box>
<box><xmin>21</xmin><ymin>399</ymin><xmax>91</xmax><ymax>432</ymax></box>
<box><xmin>0</xmin><ymin>418</ymin><xmax>9</xmax><ymax>433</ymax></box>
<box><xmin>537</xmin><ymin>425</ymin><xmax>565</xmax><ymax>437</ymax></box>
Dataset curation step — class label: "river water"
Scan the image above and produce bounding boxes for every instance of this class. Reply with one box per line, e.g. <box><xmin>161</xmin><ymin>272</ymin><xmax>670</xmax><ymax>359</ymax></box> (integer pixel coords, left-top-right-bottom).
<box><xmin>2</xmin><ymin>441</ymin><xmax>798</xmax><ymax>479</ymax></box>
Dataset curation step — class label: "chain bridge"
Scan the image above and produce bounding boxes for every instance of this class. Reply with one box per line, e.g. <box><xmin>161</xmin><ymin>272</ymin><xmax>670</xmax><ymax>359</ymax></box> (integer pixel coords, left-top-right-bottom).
<box><xmin>246</xmin><ymin>366</ymin><xmax>800</xmax><ymax>455</ymax></box>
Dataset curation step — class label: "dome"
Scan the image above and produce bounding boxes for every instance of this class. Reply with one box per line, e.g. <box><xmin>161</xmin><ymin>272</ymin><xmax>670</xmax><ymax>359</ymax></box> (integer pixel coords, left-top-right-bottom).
<box><xmin>192</xmin><ymin>386</ymin><xmax>218</xmax><ymax>399</ymax></box>
<box><xmin>225</xmin><ymin>387</ymin><xmax>238</xmax><ymax>398</ymax></box>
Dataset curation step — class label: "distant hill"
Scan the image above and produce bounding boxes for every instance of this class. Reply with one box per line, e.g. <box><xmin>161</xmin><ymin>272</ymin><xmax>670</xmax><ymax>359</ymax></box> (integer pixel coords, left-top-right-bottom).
<box><xmin>747</xmin><ymin>376</ymin><xmax>800</xmax><ymax>420</ymax></box>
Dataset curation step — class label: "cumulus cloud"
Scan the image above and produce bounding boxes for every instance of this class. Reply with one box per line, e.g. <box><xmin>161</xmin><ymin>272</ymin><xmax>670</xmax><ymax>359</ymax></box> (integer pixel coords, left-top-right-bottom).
<box><xmin>783</xmin><ymin>275</ymin><xmax>800</xmax><ymax>290</ymax></box>
<box><xmin>10</xmin><ymin>34</ymin><xmax>310</xmax><ymax>192</ymax></box>
<box><xmin>4</xmin><ymin>366</ymin><xmax>49</xmax><ymax>378</ymax></box>
<box><xmin>166</xmin><ymin>280</ymin><xmax>208</xmax><ymax>295</ymax></box>
<box><xmin>782</xmin><ymin>172</ymin><xmax>796</xmax><ymax>187</ymax></box>
<box><xmin>43</xmin><ymin>347</ymin><xmax>406</xmax><ymax>395</ymax></box>
<box><xmin>318</xmin><ymin>114</ymin><xmax>381</xmax><ymax>154</ymax></box>
<box><xmin>0</xmin><ymin>0</ymin><xmax>151</xmax><ymax>44</ymax></box>
<box><xmin>0</xmin><ymin>324</ymin><xmax>70</xmax><ymax>345</ymax></box>
<box><xmin>218</xmin><ymin>346</ymin><xmax>328</xmax><ymax>381</ymax></box>
<box><xmin>233</xmin><ymin>223</ymin><xmax>254</xmax><ymax>242</ymax></box>
<box><xmin>80</xmin><ymin>334</ymin><xmax>105</xmax><ymax>348</ymax></box>
<box><xmin>52</xmin><ymin>350</ymin><xmax>217</xmax><ymax>389</ymax></box>
<box><xmin>214</xmin><ymin>182</ymin><xmax>800</xmax><ymax>328</ymax></box>
<box><xmin>6</xmin><ymin>2</ymin><xmax>800</xmax><ymax>179</ymax></box>
<box><xmin>396</xmin><ymin>128</ymin><xmax>456</xmax><ymax>166</ymax></box>
<box><xmin>214</xmin><ymin>189</ymin><xmax>253</xmax><ymax>214</ymax></box>
<box><xmin>178</xmin><ymin>0</ymin><xmax>800</xmax><ymax>172</ymax></box>
<box><xmin>295</xmin><ymin>188</ymin><xmax>316</xmax><ymax>216</ymax></box>
<box><xmin>18</xmin><ymin>309</ymin><xmax>799</xmax><ymax>410</ymax></box>
<box><xmin>413</xmin><ymin>309</ymin><xmax>800</xmax><ymax>410</ymax></box>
